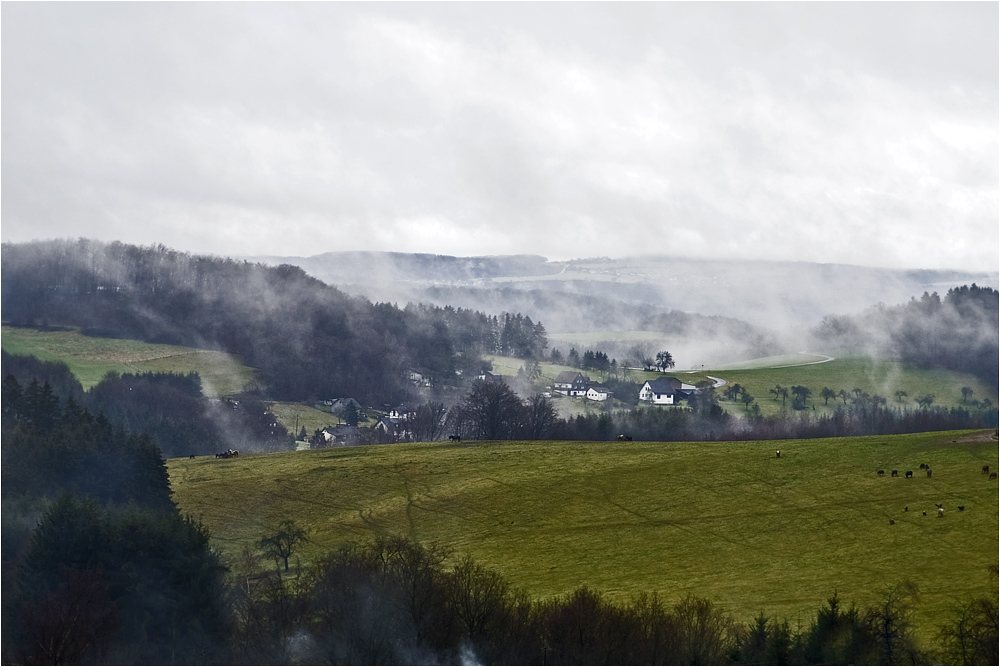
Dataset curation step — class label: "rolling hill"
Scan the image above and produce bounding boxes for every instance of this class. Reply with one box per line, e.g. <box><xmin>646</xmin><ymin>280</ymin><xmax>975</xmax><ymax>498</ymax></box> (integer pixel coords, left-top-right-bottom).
<box><xmin>168</xmin><ymin>429</ymin><xmax>999</xmax><ymax>639</ymax></box>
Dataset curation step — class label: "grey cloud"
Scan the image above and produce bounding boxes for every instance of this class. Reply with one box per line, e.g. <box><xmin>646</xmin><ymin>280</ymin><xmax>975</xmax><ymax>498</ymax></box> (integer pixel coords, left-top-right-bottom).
<box><xmin>2</xmin><ymin>3</ymin><xmax>996</xmax><ymax>270</ymax></box>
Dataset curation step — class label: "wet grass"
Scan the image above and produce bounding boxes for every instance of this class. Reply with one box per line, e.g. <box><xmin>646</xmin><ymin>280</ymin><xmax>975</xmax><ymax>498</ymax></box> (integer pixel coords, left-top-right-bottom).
<box><xmin>168</xmin><ymin>429</ymin><xmax>998</xmax><ymax>636</ymax></box>
<box><xmin>2</xmin><ymin>325</ymin><xmax>257</xmax><ymax>395</ymax></box>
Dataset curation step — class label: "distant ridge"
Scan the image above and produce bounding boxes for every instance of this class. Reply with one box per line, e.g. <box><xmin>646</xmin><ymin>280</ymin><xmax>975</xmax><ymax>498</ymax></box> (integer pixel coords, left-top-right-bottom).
<box><xmin>248</xmin><ymin>251</ymin><xmax>998</xmax><ymax>328</ymax></box>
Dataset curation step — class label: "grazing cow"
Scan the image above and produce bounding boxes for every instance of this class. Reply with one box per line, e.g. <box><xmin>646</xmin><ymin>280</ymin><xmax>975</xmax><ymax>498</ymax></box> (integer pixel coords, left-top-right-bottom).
<box><xmin>919</xmin><ymin>463</ymin><xmax>926</xmax><ymax>470</ymax></box>
<box><xmin>926</xmin><ymin>468</ymin><xmax>932</xmax><ymax>477</ymax></box>
<box><xmin>889</xmin><ymin>519</ymin><xmax>895</xmax><ymax>525</ymax></box>
<box><xmin>937</xmin><ymin>507</ymin><xmax>944</xmax><ymax>518</ymax></box>
<box><xmin>776</xmin><ymin>450</ymin><xmax>781</xmax><ymax>458</ymax></box>
<box><xmin>958</xmin><ymin>506</ymin><xmax>965</xmax><ymax>511</ymax></box>
<box><xmin>877</xmin><ymin>469</ymin><xmax>885</xmax><ymax>476</ymax></box>
<box><xmin>922</xmin><ymin>511</ymin><xmax>927</xmax><ymax>516</ymax></box>
<box><xmin>448</xmin><ymin>434</ymin><xmax>461</xmax><ymax>442</ymax></box>
<box><xmin>983</xmin><ymin>465</ymin><xmax>990</xmax><ymax>474</ymax></box>
<box><xmin>904</xmin><ymin>506</ymin><xmax>908</xmax><ymax>512</ymax></box>
<box><xmin>990</xmin><ymin>472</ymin><xmax>997</xmax><ymax>480</ymax></box>
<box><xmin>189</xmin><ymin>454</ymin><xmax>196</xmax><ymax>459</ymax></box>
<box><xmin>891</xmin><ymin>470</ymin><xmax>898</xmax><ymax>477</ymax></box>
<box><xmin>905</xmin><ymin>470</ymin><xmax>913</xmax><ymax>478</ymax></box>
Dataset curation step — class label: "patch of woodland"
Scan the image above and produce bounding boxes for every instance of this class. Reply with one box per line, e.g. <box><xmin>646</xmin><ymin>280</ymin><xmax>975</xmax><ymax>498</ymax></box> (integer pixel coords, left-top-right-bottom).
<box><xmin>812</xmin><ymin>285</ymin><xmax>999</xmax><ymax>385</ymax></box>
<box><xmin>1</xmin><ymin>239</ymin><xmax>548</xmax><ymax>404</ymax></box>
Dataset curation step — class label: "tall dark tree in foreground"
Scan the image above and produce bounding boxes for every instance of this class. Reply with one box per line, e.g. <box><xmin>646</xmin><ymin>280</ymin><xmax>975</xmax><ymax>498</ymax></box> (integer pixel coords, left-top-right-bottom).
<box><xmin>452</xmin><ymin>381</ymin><xmax>526</xmax><ymax>440</ymax></box>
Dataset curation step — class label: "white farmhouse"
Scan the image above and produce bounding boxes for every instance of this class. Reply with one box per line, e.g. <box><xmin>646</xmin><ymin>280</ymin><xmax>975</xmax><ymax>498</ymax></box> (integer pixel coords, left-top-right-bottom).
<box><xmin>639</xmin><ymin>377</ymin><xmax>689</xmax><ymax>405</ymax></box>
<box><xmin>586</xmin><ymin>385</ymin><xmax>612</xmax><ymax>402</ymax></box>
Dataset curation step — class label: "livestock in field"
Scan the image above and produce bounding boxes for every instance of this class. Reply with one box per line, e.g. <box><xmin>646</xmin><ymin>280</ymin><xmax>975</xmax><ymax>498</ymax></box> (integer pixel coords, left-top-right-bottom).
<box><xmin>919</xmin><ymin>463</ymin><xmax>927</xmax><ymax>470</ymax></box>
<box><xmin>891</xmin><ymin>470</ymin><xmax>898</xmax><ymax>477</ymax></box>
<box><xmin>889</xmin><ymin>519</ymin><xmax>895</xmax><ymax>525</ymax></box>
<box><xmin>617</xmin><ymin>434</ymin><xmax>633</xmax><ymax>442</ymax></box>
<box><xmin>449</xmin><ymin>434</ymin><xmax>461</xmax><ymax>442</ymax></box>
<box><xmin>189</xmin><ymin>454</ymin><xmax>196</xmax><ymax>459</ymax></box>
<box><xmin>776</xmin><ymin>450</ymin><xmax>780</xmax><ymax>458</ymax></box>
<box><xmin>877</xmin><ymin>469</ymin><xmax>885</xmax><ymax>476</ymax></box>
<box><xmin>926</xmin><ymin>468</ymin><xmax>932</xmax><ymax>477</ymax></box>
<box><xmin>958</xmin><ymin>506</ymin><xmax>965</xmax><ymax>511</ymax></box>
<box><xmin>991</xmin><ymin>472</ymin><xmax>997</xmax><ymax>480</ymax></box>
<box><xmin>983</xmin><ymin>465</ymin><xmax>990</xmax><ymax>474</ymax></box>
<box><xmin>905</xmin><ymin>470</ymin><xmax>913</xmax><ymax>478</ymax></box>
<box><xmin>904</xmin><ymin>506</ymin><xmax>908</xmax><ymax>512</ymax></box>
<box><xmin>937</xmin><ymin>507</ymin><xmax>944</xmax><ymax>518</ymax></box>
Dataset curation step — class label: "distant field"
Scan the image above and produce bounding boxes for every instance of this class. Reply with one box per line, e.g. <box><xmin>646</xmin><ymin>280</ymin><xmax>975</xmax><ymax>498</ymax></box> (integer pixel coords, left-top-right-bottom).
<box><xmin>487</xmin><ymin>351</ymin><xmax>996</xmax><ymax>421</ymax></box>
<box><xmin>168</xmin><ymin>430</ymin><xmax>999</xmax><ymax>639</ymax></box>
<box><xmin>1</xmin><ymin>325</ymin><xmax>257</xmax><ymax>395</ymax></box>
<box><xmin>706</xmin><ymin>357</ymin><xmax>998</xmax><ymax>419</ymax></box>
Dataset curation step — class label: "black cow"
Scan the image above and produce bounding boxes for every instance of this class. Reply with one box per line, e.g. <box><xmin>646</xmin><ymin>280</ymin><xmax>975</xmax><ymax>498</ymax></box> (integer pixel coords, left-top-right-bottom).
<box><xmin>877</xmin><ymin>469</ymin><xmax>885</xmax><ymax>476</ymax></box>
<box><xmin>990</xmin><ymin>472</ymin><xmax>997</xmax><ymax>480</ymax></box>
<box><xmin>889</xmin><ymin>519</ymin><xmax>895</xmax><ymax>525</ymax></box>
<box><xmin>983</xmin><ymin>465</ymin><xmax>990</xmax><ymax>474</ymax></box>
<box><xmin>617</xmin><ymin>434</ymin><xmax>633</xmax><ymax>442</ymax></box>
<box><xmin>958</xmin><ymin>506</ymin><xmax>965</xmax><ymax>511</ymax></box>
<box><xmin>905</xmin><ymin>470</ymin><xmax>913</xmax><ymax>478</ymax></box>
<box><xmin>891</xmin><ymin>470</ymin><xmax>898</xmax><ymax>477</ymax></box>
<box><xmin>449</xmin><ymin>435</ymin><xmax>462</xmax><ymax>442</ymax></box>
<box><xmin>919</xmin><ymin>463</ymin><xmax>926</xmax><ymax>470</ymax></box>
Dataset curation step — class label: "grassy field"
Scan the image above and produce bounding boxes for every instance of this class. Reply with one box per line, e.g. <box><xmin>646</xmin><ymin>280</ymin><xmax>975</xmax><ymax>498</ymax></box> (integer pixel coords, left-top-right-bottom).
<box><xmin>705</xmin><ymin>357</ymin><xmax>998</xmax><ymax>419</ymax></box>
<box><xmin>168</xmin><ymin>429</ymin><xmax>998</xmax><ymax>638</ymax></box>
<box><xmin>1</xmin><ymin>325</ymin><xmax>257</xmax><ymax>395</ymax></box>
<box><xmin>487</xmin><ymin>352</ymin><xmax>996</xmax><ymax>421</ymax></box>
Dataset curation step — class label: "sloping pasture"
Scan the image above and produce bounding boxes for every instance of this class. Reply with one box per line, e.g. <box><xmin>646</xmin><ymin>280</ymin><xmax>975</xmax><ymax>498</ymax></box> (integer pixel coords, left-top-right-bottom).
<box><xmin>168</xmin><ymin>429</ymin><xmax>998</xmax><ymax>638</ymax></box>
<box><xmin>1</xmin><ymin>325</ymin><xmax>256</xmax><ymax>395</ymax></box>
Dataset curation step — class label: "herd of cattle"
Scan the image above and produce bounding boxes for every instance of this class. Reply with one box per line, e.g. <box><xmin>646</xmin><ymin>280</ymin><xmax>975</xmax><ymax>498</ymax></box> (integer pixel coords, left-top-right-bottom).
<box><xmin>880</xmin><ymin>462</ymin><xmax>995</xmax><ymax>524</ymax></box>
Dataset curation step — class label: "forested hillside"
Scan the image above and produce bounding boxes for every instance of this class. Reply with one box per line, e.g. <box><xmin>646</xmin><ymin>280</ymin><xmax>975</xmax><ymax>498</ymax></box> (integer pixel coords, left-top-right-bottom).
<box><xmin>1</xmin><ymin>240</ymin><xmax>547</xmax><ymax>404</ymax></box>
<box><xmin>812</xmin><ymin>285</ymin><xmax>999</xmax><ymax>385</ymax></box>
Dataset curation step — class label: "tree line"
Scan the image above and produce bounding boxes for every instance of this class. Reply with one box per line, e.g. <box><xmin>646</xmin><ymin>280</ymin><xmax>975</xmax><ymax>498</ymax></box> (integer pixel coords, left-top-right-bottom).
<box><xmin>399</xmin><ymin>381</ymin><xmax>997</xmax><ymax>445</ymax></box>
<box><xmin>1</xmin><ymin>239</ymin><xmax>548</xmax><ymax>405</ymax></box>
<box><xmin>812</xmin><ymin>285</ymin><xmax>999</xmax><ymax>385</ymax></box>
<box><xmin>169</xmin><ymin>529</ymin><xmax>1000</xmax><ymax>665</ymax></box>
<box><xmin>2</xmin><ymin>351</ymin><xmax>289</xmax><ymax>457</ymax></box>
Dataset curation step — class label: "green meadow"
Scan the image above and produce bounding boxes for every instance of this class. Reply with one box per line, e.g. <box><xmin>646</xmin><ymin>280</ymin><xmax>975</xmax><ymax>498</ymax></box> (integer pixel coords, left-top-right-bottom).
<box><xmin>168</xmin><ymin>430</ymin><xmax>998</xmax><ymax>638</ymax></box>
<box><xmin>0</xmin><ymin>325</ymin><xmax>257</xmax><ymax>395</ymax></box>
<box><xmin>704</xmin><ymin>357</ymin><xmax>997</xmax><ymax>418</ymax></box>
<box><xmin>487</xmin><ymin>352</ymin><xmax>995</xmax><ymax>421</ymax></box>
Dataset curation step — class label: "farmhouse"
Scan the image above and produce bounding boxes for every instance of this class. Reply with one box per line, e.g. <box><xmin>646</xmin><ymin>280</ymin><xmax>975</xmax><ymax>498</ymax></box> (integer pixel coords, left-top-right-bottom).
<box><xmin>553</xmin><ymin>371</ymin><xmax>590</xmax><ymax>397</ymax></box>
<box><xmin>639</xmin><ymin>377</ymin><xmax>691</xmax><ymax>405</ymax></box>
<box><xmin>586</xmin><ymin>384</ymin><xmax>612</xmax><ymax>402</ymax></box>
<box><xmin>476</xmin><ymin>371</ymin><xmax>504</xmax><ymax>383</ymax></box>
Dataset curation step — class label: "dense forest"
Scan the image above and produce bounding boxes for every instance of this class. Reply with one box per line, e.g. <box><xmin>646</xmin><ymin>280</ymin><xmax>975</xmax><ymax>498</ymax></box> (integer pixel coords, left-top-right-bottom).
<box><xmin>1</xmin><ymin>351</ymin><xmax>289</xmax><ymax>457</ymax></box>
<box><xmin>812</xmin><ymin>285</ymin><xmax>999</xmax><ymax>385</ymax></box>
<box><xmin>1</xmin><ymin>239</ymin><xmax>548</xmax><ymax>404</ymax></box>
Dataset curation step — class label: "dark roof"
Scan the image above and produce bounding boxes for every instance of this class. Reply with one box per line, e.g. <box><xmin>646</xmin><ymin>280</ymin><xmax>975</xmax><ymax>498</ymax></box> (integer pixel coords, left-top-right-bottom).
<box><xmin>554</xmin><ymin>371</ymin><xmax>582</xmax><ymax>383</ymax></box>
<box><xmin>645</xmin><ymin>377</ymin><xmax>681</xmax><ymax>394</ymax></box>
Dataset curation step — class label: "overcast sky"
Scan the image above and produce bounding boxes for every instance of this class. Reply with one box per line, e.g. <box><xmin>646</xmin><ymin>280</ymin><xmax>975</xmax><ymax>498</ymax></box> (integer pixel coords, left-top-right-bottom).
<box><xmin>2</xmin><ymin>2</ymin><xmax>997</xmax><ymax>270</ymax></box>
